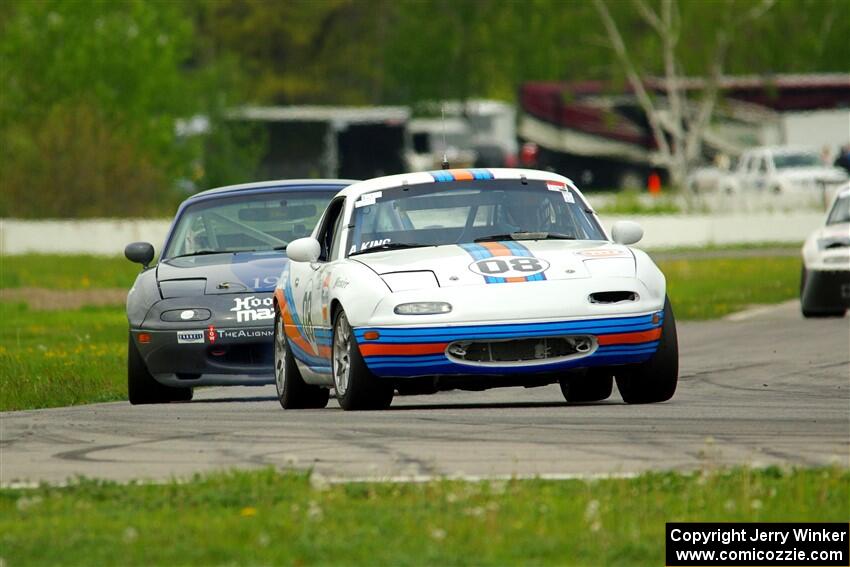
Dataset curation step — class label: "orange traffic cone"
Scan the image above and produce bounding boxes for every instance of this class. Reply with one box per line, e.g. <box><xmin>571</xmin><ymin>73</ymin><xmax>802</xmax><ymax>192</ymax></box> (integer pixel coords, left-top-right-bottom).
<box><xmin>647</xmin><ymin>172</ymin><xmax>662</xmax><ymax>195</ymax></box>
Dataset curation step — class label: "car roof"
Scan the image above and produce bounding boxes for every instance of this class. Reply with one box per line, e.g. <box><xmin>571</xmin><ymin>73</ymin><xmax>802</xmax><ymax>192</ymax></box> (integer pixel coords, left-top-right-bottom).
<box><xmin>186</xmin><ymin>178</ymin><xmax>358</xmax><ymax>203</ymax></box>
<box><xmin>336</xmin><ymin>168</ymin><xmax>576</xmax><ymax>199</ymax></box>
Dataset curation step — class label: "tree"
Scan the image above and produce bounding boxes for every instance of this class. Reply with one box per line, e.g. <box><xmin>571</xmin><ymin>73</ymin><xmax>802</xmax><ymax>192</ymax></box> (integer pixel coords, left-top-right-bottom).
<box><xmin>592</xmin><ymin>0</ymin><xmax>776</xmax><ymax>189</ymax></box>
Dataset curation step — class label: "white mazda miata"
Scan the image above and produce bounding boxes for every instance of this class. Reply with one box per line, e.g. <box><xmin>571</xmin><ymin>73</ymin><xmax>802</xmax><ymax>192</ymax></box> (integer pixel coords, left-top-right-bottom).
<box><xmin>273</xmin><ymin>168</ymin><xmax>678</xmax><ymax>410</ymax></box>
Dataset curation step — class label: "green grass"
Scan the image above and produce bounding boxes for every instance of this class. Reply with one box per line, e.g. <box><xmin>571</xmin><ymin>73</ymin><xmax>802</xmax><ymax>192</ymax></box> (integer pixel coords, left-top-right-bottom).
<box><xmin>659</xmin><ymin>256</ymin><xmax>800</xmax><ymax>320</ymax></box>
<box><xmin>0</xmin><ymin>255</ymin><xmax>801</xmax><ymax>411</ymax></box>
<box><xmin>0</xmin><ymin>303</ymin><xmax>127</xmax><ymax>411</ymax></box>
<box><xmin>0</xmin><ymin>254</ymin><xmax>140</xmax><ymax>289</ymax></box>
<box><xmin>1</xmin><ymin>466</ymin><xmax>846</xmax><ymax>566</ymax></box>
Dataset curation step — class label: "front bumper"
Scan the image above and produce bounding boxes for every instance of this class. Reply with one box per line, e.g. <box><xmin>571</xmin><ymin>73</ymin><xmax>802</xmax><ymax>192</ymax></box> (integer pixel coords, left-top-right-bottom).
<box><xmin>132</xmin><ymin>325</ymin><xmax>274</xmax><ymax>386</ymax></box>
<box><xmin>354</xmin><ymin>310</ymin><xmax>663</xmax><ymax>379</ymax></box>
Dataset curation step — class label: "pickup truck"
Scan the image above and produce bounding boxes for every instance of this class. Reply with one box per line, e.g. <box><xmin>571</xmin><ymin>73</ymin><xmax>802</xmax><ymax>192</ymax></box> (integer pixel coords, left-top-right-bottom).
<box><xmin>722</xmin><ymin>146</ymin><xmax>847</xmax><ymax>195</ymax></box>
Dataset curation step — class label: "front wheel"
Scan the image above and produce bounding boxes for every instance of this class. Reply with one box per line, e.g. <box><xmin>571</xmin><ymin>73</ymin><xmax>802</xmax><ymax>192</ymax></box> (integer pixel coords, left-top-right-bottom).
<box><xmin>800</xmin><ymin>268</ymin><xmax>847</xmax><ymax>318</ymax></box>
<box><xmin>274</xmin><ymin>312</ymin><xmax>329</xmax><ymax>409</ymax></box>
<box><xmin>333</xmin><ymin>309</ymin><xmax>393</xmax><ymax>411</ymax></box>
<box><xmin>615</xmin><ymin>297</ymin><xmax>679</xmax><ymax>404</ymax></box>
<box><xmin>559</xmin><ymin>369</ymin><xmax>613</xmax><ymax>402</ymax></box>
<box><xmin>128</xmin><ymin>334</ymin><xmax>192</xmax><ymax>405</ymax></box>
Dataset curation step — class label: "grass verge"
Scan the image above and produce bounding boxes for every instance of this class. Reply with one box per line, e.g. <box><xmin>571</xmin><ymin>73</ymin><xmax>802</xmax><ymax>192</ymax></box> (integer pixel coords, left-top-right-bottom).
<box><xmin>658</xmin><ymin>256</ymin><xmax>800</xmax><ymax>320</ymax></box>
<box><xmin>1</xmin><ymin>466</ymin><xmax>846</xmax><ymax>566</ymax></box>
<box><xmin>0</xmin><ymin>303</ymin><xmax>127</xmax><ymax>411</ymax></box>
<box><xmin>0</xmin><ymin>255</ymin><xmax>801</xmax><ymax>411</ymax></box>
<box><xmin>0</xmin><ymin>254</ymin><xmax>140</xmax><ymax>289</ymax></box>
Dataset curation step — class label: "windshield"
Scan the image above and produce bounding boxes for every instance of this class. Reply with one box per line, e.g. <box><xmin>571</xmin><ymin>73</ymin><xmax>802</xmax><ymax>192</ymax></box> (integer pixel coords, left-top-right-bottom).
<box><xmin>164</xmin><ymin>190</ymin><xmax>335</xmax><ymax>258</ymax></box>
<box><xmin>827</xmin><ymin>195</ymin><xmax>850</xmax><ymax>225</ymax></box>
<box><xmin>773</xmin><ymin>152</ymin><xmax>821</xmax><ymax>169</ymax></box>
<box><xmin>347</xmin><ymin>179</ymin><xmax>605</xmax><ymax>256</ymax></box>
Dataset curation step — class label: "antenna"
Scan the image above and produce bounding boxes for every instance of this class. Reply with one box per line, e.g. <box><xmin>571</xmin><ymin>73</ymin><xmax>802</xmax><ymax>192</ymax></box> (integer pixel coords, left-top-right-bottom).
<box><xmin>440</xmin><ymin>104</ymin><xmax>450</xmax><ymax>169</ymax></box>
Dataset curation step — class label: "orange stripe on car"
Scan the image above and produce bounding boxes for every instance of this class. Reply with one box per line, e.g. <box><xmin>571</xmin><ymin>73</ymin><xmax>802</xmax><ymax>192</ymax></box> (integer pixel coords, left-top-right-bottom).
<box><xmin>359</xmin><ymin>342</ymin><xmax>449</xmax><ymax>357</ymax></box>
<box><xmin>449</xmin><ymin>169</ymin><xmax>474</xmax><ymax>181</ymax></box>
<box><xmin>597</xmin><ymin>327</ymin><xmax>662</xmax><ymax>345</ymax></box>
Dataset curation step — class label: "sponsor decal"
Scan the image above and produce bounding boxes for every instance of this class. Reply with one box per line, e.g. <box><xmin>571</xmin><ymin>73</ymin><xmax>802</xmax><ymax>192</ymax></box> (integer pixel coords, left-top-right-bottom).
<box><xmin>349</xmin><ymin>238</ymin><xmax>391</xmax><ymax>255</ymax></box>
<box><xmin>207</xmin><ymin>324</ymin><xmax>217</xmax><ymax>343</ymax></box>
<box><xmin>577</xmin><ymin>249</ymin><xmax>629</xmax><ymax>258</ymax></box>
<box><xmin>468</xmin><ymin>256</ymin><xmax>549</xmax><ymax>278</ymax></box>
<box><xmin>546</xmin><ymin>181</ymin><xmax>575</xmax><ymax>203</ymax></box>
<box><xmin>354</xmin><ymin>191</ymin><xmax>382</xmax><ymax>208</ymax></box>
<box><xmin>216</xmin><ymin>329</ymin><xmax>273</xmax><ymax>340</ymax></box>
<box><xmin>177</xmin><ymin>330</ymin><xmax>204</xmax><ymax>344</ymax></box>
<box><xmin>231</xmin><ymin>296</ymin><xmax>274</xmax><ymax>323</ymax></box>
<box><xmin>333</xmin><ymin>277</ymin><xmax>350</xmax><ymax>289</ymax></box>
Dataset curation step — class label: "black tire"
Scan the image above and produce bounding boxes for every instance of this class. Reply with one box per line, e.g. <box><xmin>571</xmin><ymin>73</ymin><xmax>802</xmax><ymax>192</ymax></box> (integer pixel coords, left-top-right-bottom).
<box><xmin>274</xmin><ymin>312</ymin><xmax>329</xmax><ymax>409</ymax></box>
<box><xmin>333</xmin><ymin>309</ymin><xmax>393</xmax><ymax>411</ymax></box>
<box><xmin>615</xmin><ymin>297</ymin><xmax>679</xmax><ymax>404</ymax></box>
<box><xmin>559</xmin><ymin>369</ymin><xmax>613</xmax><ymax>402</ymax></box>
<box><xmin>128</xmin><ymin>334</ymin><xmax>193</xmax><ymax>405</ymax></box>
<box><xmin>800</xmin><ymin>268</ymin><xmax>847</xmax><ymax>318</ymax></box>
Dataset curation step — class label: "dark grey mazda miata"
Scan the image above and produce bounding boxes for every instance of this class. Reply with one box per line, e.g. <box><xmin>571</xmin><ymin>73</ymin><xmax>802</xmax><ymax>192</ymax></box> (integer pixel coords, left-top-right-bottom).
<box><xmin>124</xmin><ymin>179</ymin><xmax>353</xmax><ymax>404</ymax></box>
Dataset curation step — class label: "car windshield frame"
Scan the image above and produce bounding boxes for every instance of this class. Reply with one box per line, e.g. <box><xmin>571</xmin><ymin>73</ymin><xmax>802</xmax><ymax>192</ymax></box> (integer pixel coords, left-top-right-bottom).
<box><xmin>773</xmin><ymin>152</ymin><xmax>822</xmax><ymax>169</ymax></box>
<box><xmin>826</xmin><ymin>194</ymin><xmax>850</xmax><ymax>225</ymax></box>
<box><xmin>162</xmin><ymin>189</ymin><xmax>337</xmax><ymax>260</ymax></box>
<box><xmin>345</xmin><ymin>179</ymin><xmax>605</xmax><ymax>257</ymax></box>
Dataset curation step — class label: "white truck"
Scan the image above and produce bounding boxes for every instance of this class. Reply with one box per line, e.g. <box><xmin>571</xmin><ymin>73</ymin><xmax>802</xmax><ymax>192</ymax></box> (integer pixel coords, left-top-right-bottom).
<box><xmin>722</xmin><ymin>146</ymin><xmax>847</xmax><ymax>195</ymax></box>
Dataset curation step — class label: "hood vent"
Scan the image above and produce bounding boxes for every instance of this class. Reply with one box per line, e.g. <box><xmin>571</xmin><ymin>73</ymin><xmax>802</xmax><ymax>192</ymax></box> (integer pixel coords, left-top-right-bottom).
<box><xmin>589</xmin><ymin>291</ymin><xmax>638</xmax><ymax>304</ymax></box>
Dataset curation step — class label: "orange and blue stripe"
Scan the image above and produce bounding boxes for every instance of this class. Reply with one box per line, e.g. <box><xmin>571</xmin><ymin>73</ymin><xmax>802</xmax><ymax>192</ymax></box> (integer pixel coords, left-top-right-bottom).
<box><xmin>459</xmin><ymin>241</ymin><xmax>547</xmax><ymax>283</ymax></box>
<box><xmin>355</xmin><ymin>312</ymin><xmax>663</xmax><ymax>378</ymax></box>
<box><xmin>430</xmin><ymin>169</ymin><xmax>494</xmax><ymax>182</ymax></box>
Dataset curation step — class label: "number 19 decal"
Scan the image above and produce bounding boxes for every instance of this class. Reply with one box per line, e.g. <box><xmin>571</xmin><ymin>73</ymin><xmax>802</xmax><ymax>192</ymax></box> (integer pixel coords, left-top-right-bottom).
<box><xmin>468</xmin><ymin>256</ymin><xmax>550</xmax><ymax>278</ymax></box>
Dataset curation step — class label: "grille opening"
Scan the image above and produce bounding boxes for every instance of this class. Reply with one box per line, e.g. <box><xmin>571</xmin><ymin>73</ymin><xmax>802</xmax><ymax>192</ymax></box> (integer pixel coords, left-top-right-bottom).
<box><xmin>176</xmin><ymin>373</ymin><xmax>201</xmax><ymax>380</ymax></box>
<box><xmin>825</xmin><ymin>241</ymin><xmax>849</xmax><ymax>249</ymax></box>
<box><xmin>206</xmin><ymin>344</ymin><xmax>273</xmax><ymax>366</ymax></box>
<box><xmin>446</xmin><ymin>335</ymin><xmax>595</xmax><ymax>365</ymax></box>
<box><xmin>589</xmin><ymin>291</ymin><xmax>638</xmax><ymax>304</ymax></box>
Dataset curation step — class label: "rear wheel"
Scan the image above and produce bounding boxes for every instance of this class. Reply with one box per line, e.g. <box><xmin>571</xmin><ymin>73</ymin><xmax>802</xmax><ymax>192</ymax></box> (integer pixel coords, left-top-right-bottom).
<box><xmin>274</xmin><ymin>312</ymin><xmax>329</xmax><ymax>409</ymax></box>
<box><xmin>559</xmin><ymin>369</ymin><xmax>613</xmax><ymax>402</ymax></box>
<box><xmin>128</xmin><ymin>334</ymin><xmax>192</xmax><ymax>405</ymax></box>
<box><xmin>333</xmin><ymin>310</ymin><xmax>393</xmax><ymax>411</ymax></box>
<box><xmin>615</xmin><ymin>297</ymin><xmax>679</xmax><ymax>404</ymax></box>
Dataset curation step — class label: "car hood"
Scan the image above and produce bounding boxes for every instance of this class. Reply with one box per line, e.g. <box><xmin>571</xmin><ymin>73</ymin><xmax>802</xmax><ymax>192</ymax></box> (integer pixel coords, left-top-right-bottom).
<box><xmin>352</xmin><ymin>240</ymin><xmax>635</xmax><ymax>287</ymax></box>
<box><xmin>812</xmin><ymin>222</ymin><xmax>850</xmax><ymax>246</ymax></box>
<box><xmin>157</xmin><ymin>251</ymin><xmax>288</xmax><ymax>297</ymax></box>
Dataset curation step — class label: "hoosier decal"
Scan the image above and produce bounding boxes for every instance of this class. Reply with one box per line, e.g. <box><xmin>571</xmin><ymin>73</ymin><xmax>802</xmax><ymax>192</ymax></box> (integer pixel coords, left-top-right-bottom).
<box><xmin>231</xmin><ymin>296</ymin><xmax>274</xmax><ymax>323</ymax></box>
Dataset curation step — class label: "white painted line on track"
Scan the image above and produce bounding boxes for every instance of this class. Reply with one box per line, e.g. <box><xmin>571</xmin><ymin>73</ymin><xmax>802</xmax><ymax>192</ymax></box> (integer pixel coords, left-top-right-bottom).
<box><xmin>724</xmin><ymin>300</ymin><xmax>797</xmax><ymax>322</ymax></box>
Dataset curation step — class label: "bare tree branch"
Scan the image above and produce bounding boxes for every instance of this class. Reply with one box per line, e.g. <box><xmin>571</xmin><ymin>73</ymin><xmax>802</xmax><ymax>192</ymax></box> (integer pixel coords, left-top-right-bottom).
<box><xmin>684</xmin><ymin>0</ymin><xmax>775</xmax><ymax>162</ymax></box>
<box><xmin>632</xmin><ymin>0</ymin><xmax>662</xmax><ymax>33</ymax></box>
<box><xmin>592</xmin><ymin>0</ymin><xmax>673</xmax><ymax>165</ymax></box>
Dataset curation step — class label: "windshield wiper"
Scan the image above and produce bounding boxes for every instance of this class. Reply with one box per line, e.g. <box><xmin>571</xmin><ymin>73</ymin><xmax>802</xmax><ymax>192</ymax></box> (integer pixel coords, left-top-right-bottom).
<box><xmin>168</xmin><ymin>250</ymin><xmax>237</xmax><ymax>259</ymax></box>
<box><xmin>474</xmin><ymin>232</ymin><xmax>576</xmax><ymax>242</ymax></box>
<box><xmin>349</xmin><ymin>242</ymin><xmax>429</xmax><ymax>256</ymax></box>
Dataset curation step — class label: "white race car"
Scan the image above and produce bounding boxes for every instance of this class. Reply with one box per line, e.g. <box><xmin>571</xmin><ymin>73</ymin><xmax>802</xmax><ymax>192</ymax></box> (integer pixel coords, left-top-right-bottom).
<box><xmin>800</xmin><ymin>183</ymin><xmax>850</xmax><ymax>318</ymax></box>
<box><xmin>273</xmin><ymin>168</ymin><xmax>678</xmax><ymax>410</ymax></box>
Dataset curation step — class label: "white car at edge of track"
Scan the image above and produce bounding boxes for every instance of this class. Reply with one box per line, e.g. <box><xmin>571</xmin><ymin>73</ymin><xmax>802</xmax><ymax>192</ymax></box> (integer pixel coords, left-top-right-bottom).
<box><xmin>272</xmin><ymin>168</ymin><xmax>678</xmax><ymax>410</ymax></box>
<box><xmin>800</xmin><ymin>182</ymin><xmax>850</xmax><ymax>318</ymax></box>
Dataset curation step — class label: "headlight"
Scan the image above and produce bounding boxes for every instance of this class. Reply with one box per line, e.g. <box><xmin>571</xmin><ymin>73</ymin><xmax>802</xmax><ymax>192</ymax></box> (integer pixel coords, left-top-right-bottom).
<box><xmin>160</xmin><ymin>308</ymin><xmax>211</xmax><ymax>322</ymax></box>
<box><xmin>394</xmin><ymin>302</ymin><xmax>452</xmax><ymax>315</ymax></box>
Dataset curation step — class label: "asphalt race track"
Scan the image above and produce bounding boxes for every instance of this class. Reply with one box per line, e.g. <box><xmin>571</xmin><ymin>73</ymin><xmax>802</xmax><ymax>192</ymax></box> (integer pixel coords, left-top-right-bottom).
<box><xmin>2</xmin><ymin>301</ymin><xmax>848</xmax><ymax>486</ymax></box>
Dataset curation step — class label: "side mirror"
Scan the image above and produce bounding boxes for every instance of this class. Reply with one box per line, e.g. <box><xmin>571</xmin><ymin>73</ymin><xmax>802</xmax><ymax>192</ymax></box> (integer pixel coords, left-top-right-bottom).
<box><xmin>611</xmin><ymin>221</ymin><xmax>643</xmax><ymax>245</ymax></box>
<box><xmin>286</xmin><ymin>237</ymin><xmax>321</xmax><ymax>263</ymax></box>
<box><xmin>125</xmin><ymin>242</ymin><xmax>155</xmax><ymax>267</ymax></box>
